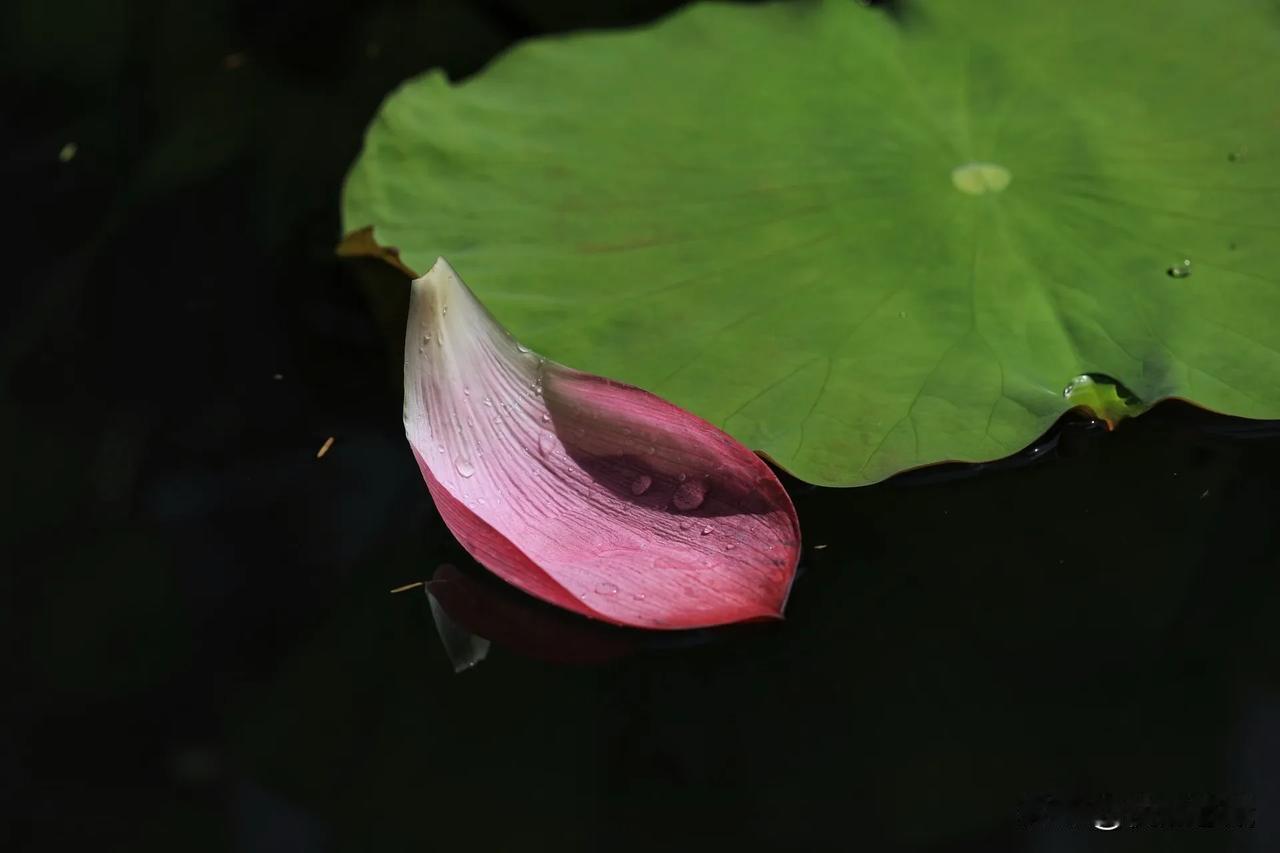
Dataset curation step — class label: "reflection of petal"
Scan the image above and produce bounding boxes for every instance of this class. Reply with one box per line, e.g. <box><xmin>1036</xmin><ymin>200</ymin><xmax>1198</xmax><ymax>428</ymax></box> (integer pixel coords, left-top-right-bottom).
<box><xmin>404</xmin><ymin>259</ymin><xmax>801</xmax><ymax>629</ymax></box>
<box><xmin>426</xmin><ymin>564</ymin><xmax>640</xmax><ymax>666</ymax></box>
<box><xmin>424</xmin><ymin>570</ymin><xmax>490</xmax><ymax>673</ymax></box>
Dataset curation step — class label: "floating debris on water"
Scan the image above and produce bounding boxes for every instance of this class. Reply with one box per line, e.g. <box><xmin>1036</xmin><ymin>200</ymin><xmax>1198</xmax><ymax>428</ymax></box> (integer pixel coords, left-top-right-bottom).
<box><xmin>316</xmin><ymin>436</ymin><xmax>335</xmax><ymax>459</ymax></box>
<box><xmin>58</xmin><ymin>142</ymin><xmax>78</xmax><ymax>163</ymax></box>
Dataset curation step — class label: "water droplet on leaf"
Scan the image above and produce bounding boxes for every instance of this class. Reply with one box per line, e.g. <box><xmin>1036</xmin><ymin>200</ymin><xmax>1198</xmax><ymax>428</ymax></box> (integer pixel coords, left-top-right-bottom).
<box><xmin>1166</xmin><ymin>259</ymin><xmax>1192</xmax><ymax>278</ymax></box>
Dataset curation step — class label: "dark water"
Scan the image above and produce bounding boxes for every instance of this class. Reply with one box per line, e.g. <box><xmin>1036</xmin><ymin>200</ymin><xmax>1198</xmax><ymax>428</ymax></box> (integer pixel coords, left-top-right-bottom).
<box><xmin>7</xmin><ymin>1</ymin><xmax>1278</xmax><ymax>850</ymax></box>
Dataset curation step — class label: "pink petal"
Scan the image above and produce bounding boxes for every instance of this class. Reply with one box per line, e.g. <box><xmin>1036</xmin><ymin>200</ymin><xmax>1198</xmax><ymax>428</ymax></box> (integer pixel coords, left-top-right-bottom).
<box><xmin>403</xmin><ymin>259</ymin><xmax>801</xmax><ymax>630</ymax></box>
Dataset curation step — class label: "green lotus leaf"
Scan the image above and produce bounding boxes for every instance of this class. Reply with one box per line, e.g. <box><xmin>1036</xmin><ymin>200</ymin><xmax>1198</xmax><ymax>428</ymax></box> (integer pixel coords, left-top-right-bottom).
<box><xmin>342</xmin><ymin>0</ymin><xmax>1280</xmax><ymax>485</ymax></box>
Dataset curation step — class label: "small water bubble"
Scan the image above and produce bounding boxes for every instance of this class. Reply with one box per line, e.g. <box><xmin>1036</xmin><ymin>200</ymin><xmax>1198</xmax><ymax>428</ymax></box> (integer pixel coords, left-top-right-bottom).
<box><xmin>700</xmin><ymin>525</ymin><xmax>713</xmax><ymax>536</ymax></box>
<box><xmin>630</xmin><ymin>474</ymin><xmax>653</xmax><ymax>496</ymax></box>
<box><xmin>455</xmin><ymin>456</ymin><xmax>475</xmax><ymax>478</ymax></box>
<box><xmin>1166</xmin><ymin>258</ymin><xmax>1192</xmax><ymax>278</ymax></box>
<box><xmin>538</xmin><ymin>432</ymin><xmax>556</xmax><ymax>456</ymax></box>
<box><xmin>673</xmin><ymin>479</ymin><xmax>708</xmax><ymax>511</ymax></box>
<box><xmin>1062</xmin><ymin>374</ymin><xmax>1092</xmax><ymax>399</ymax></box>
<box><xmin>595</xmin><ymin>581</ymin><xmax>619</xmax><ymax>596</ymax></box>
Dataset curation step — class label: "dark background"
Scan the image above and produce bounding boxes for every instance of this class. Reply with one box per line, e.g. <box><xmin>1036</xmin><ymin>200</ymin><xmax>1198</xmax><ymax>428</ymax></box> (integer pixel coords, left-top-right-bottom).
<box><xmin>5</xmin><ymin>1</ymin><xmax>1278</xmax><ymax>850</ymax></box>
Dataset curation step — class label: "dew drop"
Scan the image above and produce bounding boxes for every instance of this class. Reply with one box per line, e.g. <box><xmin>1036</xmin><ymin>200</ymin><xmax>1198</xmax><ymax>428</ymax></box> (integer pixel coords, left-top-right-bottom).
<box><xmin>700</xmin><ymin>525</ymin><xmax>713</xmax><ymax>536</ymax></box>
<box><xmin>725</xmin><ymin>543</ymin><xmax>736</xmax><ymax>551</ymax></box>
<box><xmin>898</xmin><ymin>311</ymin><xmax>908</xmax><ymax>319</ymax></box>
<box><xmin>516</xmin><ymin>343</ymin><xmax>530</xmax><ymax>353</ymax></box>
<box><xmin>679</xmin><ymin>520</ymin><xmax>693</xmax><ymax>531</ymax></box>
<box><xmin>455</xmin><ymin>456</ymin><xmax>475</xmax><ymax>478</ymax></box>
<box><xmin>595</xmin><ymin>581</ymin><xmax>618</xmax><ymax>596</ymax></box>
<box><xmin>538</xmin><ymin>432</ymin><xmax>556</xmax><ymax>457</ymax></box>
<box><xmin>541</xmin><ymin>413</ymin><xmax>551</xmax><ymax>423</ymax></box>
<box><xmin>673</xmin><ymin>479</ymin><xmax>708</xmax><ymax>511</ymax></box>
<box><xmin>421</xmin><ymin>333</ymin><xmax>431</xmax><ymax>345</ymax></box>
<box><xmin>442</xmin><ymin>305</ymin><xmax>448</xmax><ymax>316</ymax></box>
<box><xmin>463</xmin><ymin>386</ymin><xmax>470</xmax><ymax>397</ymax></box>
<box><xmin>1166</xmin><ymin>258</ymin><xmax>1192</xmax><ymax>278</ymax></box>
<box><xmin>630</xmin><ymin>474</ymin><xmax>653</xmax><ymax>496</ymax></box>
<box><xmin>1062</xmin><ymin>374</ymin><xmax>1092</xmax><ymax>399</ymax></box>
<box><xmin>632</xmin><ymin>592</ymin><xmax>647</xmax><ymax>601</ymax></box>
<box><xmin>483</xmin><ymin>396</ymin><xmax>493</xmax><ymax>407</ymax></box>
<box><xmin>436</xmin><ymin>443</ymin><xmax>445</xmax><ymax>454</ymax></box>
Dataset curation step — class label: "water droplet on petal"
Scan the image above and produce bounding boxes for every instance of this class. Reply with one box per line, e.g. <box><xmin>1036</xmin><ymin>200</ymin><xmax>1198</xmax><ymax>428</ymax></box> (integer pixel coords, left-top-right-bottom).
<box><xmin>632</xmin><ymin>592</ymin><xmax>647</xmax><ymax>601</ymax></box>
<box><xmin>673</xmin><ymin>479</ymin><xmax>708</xmax><ymax>511</ymax></box>
<box><xmin>724</xmin><ymin>543</ymin><xmax>736</xmax><ymax>551</ymax></box>
<box><xmin>455</xmin><ymin>456</ymin><xmax>475</xmax><ymax>478</ymax></box>
<box><xmin>679</xmin><ymin>520</ymin><xmax>692</xmax><ymax>531</ymax></box>
<box><xmin>630</xmin><ymin>474</ymin><xmax>653</xmax><ymax>496</ymax></box>
<box><xmin>1166</xmin><ymin>258</ymin><xmax>1192</xmax><ymax>278</ymax></box>
<box><xmin>700</xmin><ymin>525</ymin><xmax>713</xmax><ymax>535</ymax></box>
<box><xmin>541</xmin><ymin>413</ymin><xmax>551</xmax><ymax>423</ymax></box>
<box><xmin>538</xmin><ymin>432</ymin><xmax>556</xmax><ymax>457</ymax></box>
<box><xmin>595</xmin><ymin>581</ymin><xmax>618</xmax><ymax>596</ymax></box>
<box><xmin>463</xmin><ymin>386</ymin><xmax>470</xmax><ymax>396</ymax></box>
<box><xmin>483</xmin><ymin>396</ymin><xmax>493</xmax><ymax>407</ymax></box>
<box><xmin>421</xmin><ymin>333</ymin><xmax>431</xmax><ymax>345</ymax></box>
<box><xmin>436</xmin><ymin>443</ymin><xmax>445</xmax><ymax>454</ymax></box>
<box><xmin>517</xmin><ymin>343</ymin><xmax>530</xmax><ymax>353</ymax></box>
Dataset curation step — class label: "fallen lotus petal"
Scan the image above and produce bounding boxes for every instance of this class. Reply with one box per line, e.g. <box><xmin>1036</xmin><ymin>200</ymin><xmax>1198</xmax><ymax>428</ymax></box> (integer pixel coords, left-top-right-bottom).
<box><xmin>403</xmin><ymin>258</ymin><xmax>801</xmax><ymax>629</ymax></box>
